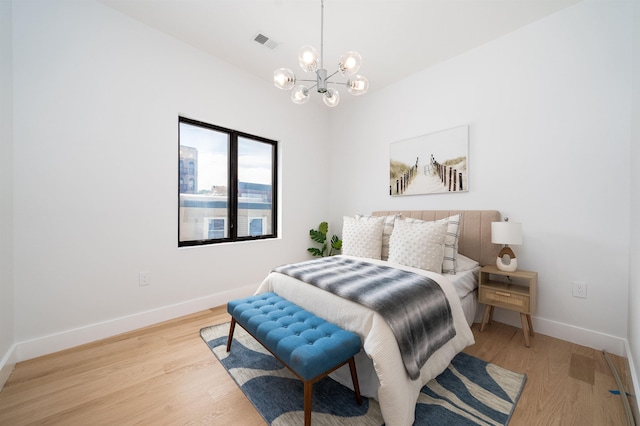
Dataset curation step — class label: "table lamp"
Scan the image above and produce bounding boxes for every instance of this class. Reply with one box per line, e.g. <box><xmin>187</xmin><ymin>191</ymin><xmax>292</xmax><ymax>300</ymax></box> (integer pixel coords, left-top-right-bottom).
<box><xmin>491</xmin><ymin>218</ymin><xmax>523</xmax><ymax>272</ymax></box>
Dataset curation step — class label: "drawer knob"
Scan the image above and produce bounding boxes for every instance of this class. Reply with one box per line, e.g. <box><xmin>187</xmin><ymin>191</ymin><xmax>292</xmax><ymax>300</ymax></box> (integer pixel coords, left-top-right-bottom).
<box><xmin>495</xmin><ymin>291</ymin><xmax>511</xmax><ymax>297</ymax></box>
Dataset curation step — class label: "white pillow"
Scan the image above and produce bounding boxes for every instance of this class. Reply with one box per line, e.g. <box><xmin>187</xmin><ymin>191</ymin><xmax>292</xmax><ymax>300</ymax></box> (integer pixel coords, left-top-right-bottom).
<box><xmin>388</xmin><ymin>218</ymin><xmax>447</xmax><ymax>273</ymax></box>
<box><xmin>356</xmin><ymin>213</ymin><xmax>401</xmax><ymax>261</ymax></box>
<box><xmin>341</xmin><ymin>216</ymin><xmax>385</xmax><ymax>259</ymax></box>
<box><xmin>455</xmin><ymin>253</ymin><xmax>480</xmax><ymax>272</ymax></box>
<box><xmin>405</xmin><ymin>214</ymin><xmax>461</xmax><ymax>275</ymax></box>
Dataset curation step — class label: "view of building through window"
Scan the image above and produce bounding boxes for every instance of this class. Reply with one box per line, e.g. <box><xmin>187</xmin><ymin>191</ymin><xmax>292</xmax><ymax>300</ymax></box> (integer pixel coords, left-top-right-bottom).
<box><xmin>178</xmin><ymin>118</ymin><xmax>276</xmax><ymax>246</ymax></box>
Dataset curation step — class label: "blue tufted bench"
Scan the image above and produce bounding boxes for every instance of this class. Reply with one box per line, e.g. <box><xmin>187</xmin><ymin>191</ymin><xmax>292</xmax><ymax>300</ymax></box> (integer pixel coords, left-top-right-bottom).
<box><xmin>226</xmin><ymin>292</ymin><xmax>362</xmax><ymax>426</ymax></box>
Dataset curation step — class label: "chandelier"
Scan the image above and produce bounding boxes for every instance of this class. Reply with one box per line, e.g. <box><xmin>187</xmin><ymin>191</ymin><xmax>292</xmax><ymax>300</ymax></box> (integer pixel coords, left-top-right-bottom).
<box><xmin>273</xmin><ymin>0</ymin><xmax>369</xmax><ymax>107</ymax></box>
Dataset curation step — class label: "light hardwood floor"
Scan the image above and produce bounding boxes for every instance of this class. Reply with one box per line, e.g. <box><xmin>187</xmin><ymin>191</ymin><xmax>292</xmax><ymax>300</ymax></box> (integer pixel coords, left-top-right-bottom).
<box><xmin>0</xmin><ymin>306</ymin><xmax>631</xmax><ymax>425</ymax></box>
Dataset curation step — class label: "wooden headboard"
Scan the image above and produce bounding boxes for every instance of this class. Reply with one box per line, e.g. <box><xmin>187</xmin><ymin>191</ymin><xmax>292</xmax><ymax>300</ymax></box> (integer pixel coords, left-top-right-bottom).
<box><xmin>371</xmin><ymin>210</ymin><xmax>501</xmax><ymax>266</ymax></box>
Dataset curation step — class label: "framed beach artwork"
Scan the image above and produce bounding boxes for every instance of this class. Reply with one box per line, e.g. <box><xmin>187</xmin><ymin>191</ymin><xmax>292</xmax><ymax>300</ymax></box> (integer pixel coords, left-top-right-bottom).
<box><xmin>389</xmin><ymin>125</ymin><xmax>469</xmax><ymax>196</ymax></box>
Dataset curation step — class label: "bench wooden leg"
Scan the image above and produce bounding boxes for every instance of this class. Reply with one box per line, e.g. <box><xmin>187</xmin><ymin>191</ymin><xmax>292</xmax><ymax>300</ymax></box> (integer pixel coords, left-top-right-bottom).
<box><xmin>348</xmin><ymin>358</ymin><xmax>363</xmax><ymax>405</ymax></box>
<box><xmin>226</xmin><ymin>318</ymin><xmax>236</xmax><ymax>352</ymax></box>
<box><xmin>304</xmin><ymin>380</ymin><xmax>312</xmax><ymax>426</ymax></box>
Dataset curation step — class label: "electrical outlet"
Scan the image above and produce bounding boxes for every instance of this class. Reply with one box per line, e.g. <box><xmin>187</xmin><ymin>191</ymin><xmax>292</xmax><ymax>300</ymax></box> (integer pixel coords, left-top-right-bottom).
<box><xmin>139</xmin><ymin>271</ymin><xmax>150</xmax><ymax>286</ymax></box>
<box><xmin>572</xmin><ymin>281</ymin><xmax>587</xmax><ymax>298</ymax></box>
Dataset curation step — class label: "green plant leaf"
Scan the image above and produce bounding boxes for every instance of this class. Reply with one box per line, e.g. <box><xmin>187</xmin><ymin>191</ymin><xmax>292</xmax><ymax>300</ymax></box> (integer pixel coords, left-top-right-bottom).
<box><xmin>307</xmin><ymin>247</ymin><xmax>324</xmax><ymax>257</ymax></box>
<box><xmin>330</xmin><ymin>235</ymin><xmax>342</xmax><ymax>251</ymax></box>
<box><xmin>309</xmin><ymin>228</ymin><xmax>326</xmax><ymax>244</ymax></box>
<box><xmin>318</xmin><ymin>221</ymin><xmax>329</xmax><ymax>235</ymax></box>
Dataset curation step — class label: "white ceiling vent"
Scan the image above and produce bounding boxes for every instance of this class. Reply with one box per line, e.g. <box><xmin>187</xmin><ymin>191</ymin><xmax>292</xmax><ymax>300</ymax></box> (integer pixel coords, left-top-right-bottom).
<box><xmin>253</xmin><ymin>32</ymin><xmax>280</xmax><ymax>50</ymax></box>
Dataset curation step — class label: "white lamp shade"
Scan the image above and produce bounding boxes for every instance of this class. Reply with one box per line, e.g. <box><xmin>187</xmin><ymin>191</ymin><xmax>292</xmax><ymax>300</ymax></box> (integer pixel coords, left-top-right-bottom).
<box><xmin>491</xmin><ymin>221</ymin><xmax>523</xmax><ymax>245</ymax></box>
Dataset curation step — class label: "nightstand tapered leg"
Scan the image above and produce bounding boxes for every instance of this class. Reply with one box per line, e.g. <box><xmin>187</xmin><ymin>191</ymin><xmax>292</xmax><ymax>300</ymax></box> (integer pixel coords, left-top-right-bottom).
<box><xmin>526</xmin><ymin>314</ymin><xmax>534</xmax><ymax>337</ymax></box>
<box><xmin>520</xmin><ymin>313</ymin><xmax>531</xmax><ymax>347</ymax></box>
<box><xmin>480</xmin><ymin>305</ymin><xmax>492</xmax><ymax>332</ymax></box>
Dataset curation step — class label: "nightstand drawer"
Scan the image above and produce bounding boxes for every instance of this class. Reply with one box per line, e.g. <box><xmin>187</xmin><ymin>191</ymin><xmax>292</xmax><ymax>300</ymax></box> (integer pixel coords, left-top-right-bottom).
<box><xmin>479</xmin><ymin>287</ymin><xmax>530</xmax><ymax>313</ymax></box>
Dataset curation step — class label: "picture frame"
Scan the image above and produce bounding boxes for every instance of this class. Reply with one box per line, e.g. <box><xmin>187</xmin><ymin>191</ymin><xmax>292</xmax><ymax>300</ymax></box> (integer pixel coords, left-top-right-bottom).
<box><xmin>389</xmin><ymin>125</ymin><xmax>469</xmax><ymax>196</ymax></box>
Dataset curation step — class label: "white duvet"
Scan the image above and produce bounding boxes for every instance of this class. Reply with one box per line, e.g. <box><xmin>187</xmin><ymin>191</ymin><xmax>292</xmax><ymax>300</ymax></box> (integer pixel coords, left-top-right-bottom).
<box><xmin>255</xmin><ymin>255</ymin><xmax>475</xmax><ymax>426</ymax></box>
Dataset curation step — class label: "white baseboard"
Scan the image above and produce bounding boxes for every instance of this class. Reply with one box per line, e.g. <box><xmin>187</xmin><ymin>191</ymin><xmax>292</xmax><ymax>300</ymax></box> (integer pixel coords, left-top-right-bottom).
<box><xmin>533</xmin><ymin>316</ymin><xmax>626</xmax><ymax>356</ymax></box>
<box><xmin>624</xmin><ymin>340</ymin><xmax>640</xmax><ymax>423</ymax></box>
<box><xmin>6</xmin><ymin>295</ymin><xmax>633</xmax><ymax>388</ymax></box>
<box><xmin>475</xmin><ymin>308</ymin><xmax>626</xmax><ymax>356</ymax></box>
<box><xmin>0</xmin><ymin>344</ymin><xmax>17</xmax><ymax>391</ymax></box>
<box><xmin>14</xmin><ymin>283</ymin><xmax>258</xmax><ymax>363</ymax></box>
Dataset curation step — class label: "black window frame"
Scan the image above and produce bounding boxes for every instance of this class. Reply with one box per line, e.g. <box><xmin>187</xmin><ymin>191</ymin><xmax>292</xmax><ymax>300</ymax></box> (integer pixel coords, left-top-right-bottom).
<box><xmin>178</xmin><ymin>116</ymin><xmax>278</xmax><ymax>247</ymax></box>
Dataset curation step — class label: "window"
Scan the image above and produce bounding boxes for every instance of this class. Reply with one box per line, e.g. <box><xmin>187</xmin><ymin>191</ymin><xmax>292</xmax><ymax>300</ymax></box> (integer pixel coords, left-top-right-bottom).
<box><xmin>178</xmin><ymin>117</ymin><xmax>277</xmax><ymax>246</ymax></box>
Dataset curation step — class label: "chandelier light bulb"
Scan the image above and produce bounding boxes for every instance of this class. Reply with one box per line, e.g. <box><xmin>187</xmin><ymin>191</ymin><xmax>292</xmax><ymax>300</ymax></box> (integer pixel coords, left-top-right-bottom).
<box><xmin>273</xmin><ymin>68</ymin><xmax>296</xmax><ymax>90</ymax></box>
<box><xmin>347</xmin><ymin>75</ymin><xmax>369</xmax><ymax>96</ymax></box>
<box><xmin>339</xmin><ymin>51</ymin><xmax>362</xmax><ymax>77</ymax></box>
<box><xmin>345</xmin><ymin>57</ymin><xmax>356</xmax><ymax>68</ymax></box>
<box><xmin>323</xmin><ymin>88</ymin><xmax>340</xmax><ymax>107</ymax></box>
<box><xmin>298</xmin><ymin>45</ymin><xmax>319</xmax><ymax>72</ymax></box>
<box><xmin>291</xmin><ymin>85</ymin><xmax>310</xmax><ymax>104</ymax></box>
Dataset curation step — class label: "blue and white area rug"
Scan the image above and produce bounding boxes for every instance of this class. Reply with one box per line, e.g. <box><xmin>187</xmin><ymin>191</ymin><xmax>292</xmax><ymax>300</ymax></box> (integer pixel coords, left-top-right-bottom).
<box><xmin>201</xmin><ymin>323</ymin><xmax>526</xmax><ymax>425</ymax></box>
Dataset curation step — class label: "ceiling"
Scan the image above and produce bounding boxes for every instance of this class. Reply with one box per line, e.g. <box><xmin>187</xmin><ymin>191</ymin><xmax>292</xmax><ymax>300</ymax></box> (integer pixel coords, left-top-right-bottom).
<box><xmin>99</xmin><ymin>0</ymin><xmax>580</xmax><ymax>96</ymax></box>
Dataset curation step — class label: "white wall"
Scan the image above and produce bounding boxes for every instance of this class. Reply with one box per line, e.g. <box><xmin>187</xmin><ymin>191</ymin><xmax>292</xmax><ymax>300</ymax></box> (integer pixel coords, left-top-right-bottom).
<box><xmin>0</xmin><ymin>0</ymin><xmax>16</xmax><ymax>386</ymax></box>
<box><xmin>329</xmin><ymin>0</ymin><xmax>633</xmax><ymax>355</ymax></box>
<box><xmin>3</xmin><ymin>0</ymin><xmax>637</xmax><ymax>383</ymax></box>
<box><xmin>9</xmin><ymin>0</ymin><xmax>332</xmax><ymax>361</ymax></box>
<box><xmin>628</xmin><ymin>0</ymin><xmax>640</xmax><ymax>417</ymax></box>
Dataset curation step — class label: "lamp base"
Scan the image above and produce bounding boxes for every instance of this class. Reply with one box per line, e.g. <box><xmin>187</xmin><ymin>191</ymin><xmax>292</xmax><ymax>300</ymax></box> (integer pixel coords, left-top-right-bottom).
<box><xmin>496</xmin><ymin>246</ymin><xmax>518</xmax><ymax>272</ymax></box>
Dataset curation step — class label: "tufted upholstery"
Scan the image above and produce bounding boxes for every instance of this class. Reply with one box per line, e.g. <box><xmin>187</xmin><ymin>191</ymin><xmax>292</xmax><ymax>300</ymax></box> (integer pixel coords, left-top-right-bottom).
<box><xmin>227</xmin><ymin>292</ymin><xmax>362</xmax><ymax>381</ymax></box>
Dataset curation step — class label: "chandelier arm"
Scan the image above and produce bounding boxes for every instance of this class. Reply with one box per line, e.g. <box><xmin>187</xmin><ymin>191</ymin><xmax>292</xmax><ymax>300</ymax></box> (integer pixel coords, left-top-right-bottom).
<box><xmin>326</xmin><ymin>81</ymin><xmax>349</xmax><ymax>87</ymax></box>
<box><xmin>324</xmin><ymin>69</ymin><xmax>340</xmax><ymax>81</ymax></box>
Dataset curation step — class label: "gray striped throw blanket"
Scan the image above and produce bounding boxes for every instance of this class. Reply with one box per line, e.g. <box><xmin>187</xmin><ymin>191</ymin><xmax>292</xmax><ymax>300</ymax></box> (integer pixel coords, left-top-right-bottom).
<box><xmin>272</xmin><ymin>256</ymin><xmax>456</xmax><ymax>380</ymax></box>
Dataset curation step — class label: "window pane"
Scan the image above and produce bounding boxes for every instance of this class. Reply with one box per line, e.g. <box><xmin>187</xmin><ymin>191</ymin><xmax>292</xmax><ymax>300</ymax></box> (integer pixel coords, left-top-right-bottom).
<box><xmin>237</xmin><ymin>137</ymin><xmax>274</xmax><ymax>238</ymax></box>
<box><xmin>179</xmin><ymin>122</ymin><xmax>229</xmax><ymax>243</ymax></box>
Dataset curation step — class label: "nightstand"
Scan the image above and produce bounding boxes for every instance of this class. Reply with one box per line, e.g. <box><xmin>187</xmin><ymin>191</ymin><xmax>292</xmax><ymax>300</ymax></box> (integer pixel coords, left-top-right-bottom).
<box><xmin>478</xmin><ymin>265</ymin><xmax>538</xmax><ymax>347</ymax></box>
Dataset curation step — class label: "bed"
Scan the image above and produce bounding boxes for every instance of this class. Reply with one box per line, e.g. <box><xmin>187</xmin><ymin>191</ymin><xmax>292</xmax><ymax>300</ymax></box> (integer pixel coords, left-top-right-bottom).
<box><xmin>255</xmin><ymin>209</ymin><xmax>501</xmax><ymax>426</ymax></box>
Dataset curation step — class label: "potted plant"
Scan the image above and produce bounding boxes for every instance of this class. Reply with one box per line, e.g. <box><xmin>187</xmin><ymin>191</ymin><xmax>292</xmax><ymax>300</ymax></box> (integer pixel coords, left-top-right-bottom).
<box><xmin>308</xmin><ymin>222</ymin><xmax>342</xmax><ymax>257</ymax></box>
